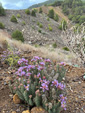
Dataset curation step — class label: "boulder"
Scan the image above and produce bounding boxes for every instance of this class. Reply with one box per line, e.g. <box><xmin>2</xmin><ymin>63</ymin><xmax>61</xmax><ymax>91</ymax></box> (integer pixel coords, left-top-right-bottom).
<box><xmin>13</xmin><ymin>94</ymin><xmax>21</xmax><ymax>104</ymax></box>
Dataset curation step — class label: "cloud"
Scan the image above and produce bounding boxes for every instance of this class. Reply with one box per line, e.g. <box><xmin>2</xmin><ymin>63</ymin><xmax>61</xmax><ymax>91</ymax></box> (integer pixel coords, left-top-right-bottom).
<box><xmin>0</xmin><ymin>0</ymin><xmax>47</xmax><ymax>9</ymax></box>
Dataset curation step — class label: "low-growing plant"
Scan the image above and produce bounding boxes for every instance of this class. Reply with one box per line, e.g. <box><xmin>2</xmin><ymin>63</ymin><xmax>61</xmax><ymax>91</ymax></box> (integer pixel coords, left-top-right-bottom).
<box><xmin>47</xmin><ymin>17</ymin><xmax>50</xmax><ymax>21</ymax></box>
<box><xmin>48</xmin><ymin>26</ymin><xmax>52</xmax><ymax>31</ymax></box>
<box><xmin>31</xmin><ymin>10</ymin><xmax>36</xmax><ymax>17</ymax></box>
<box><xmin>22</xmin><ymin>21</ymin><xmax>26</xmax><ymax>25</ymax></box>
<box><xmin>39</xmin><ymin>7</ymin><xmax>43</xmax><ymax>13</ymax></box>
<box><xmin>38</xmin><ymin>29</ymin><xmax>42</xmax><ymax>33</ymax></box>
<box><xmin>54</xmin><ymin>14</ymin><xmax>59</xmax><ymax>22</ymax></box>
<box><xmin>52</xmin><ymin>42</ymin><xmax>57</xmax><ymax>48</ymax></box>
<box><xmin>25</xmin><ymin>9</ymin><xmax>30</xmax><ymax>15</ymax></box>
<box><xmin>63</xmin><ymin>47</ymin><xmax>69</xmax><ymax>51</ymax></box>
<box><xmin>0</xmin><ymin>22</ymin><xmax>5</xmax><ymax>29</ymax></box>
<box><xmin>9</xmin><ymin>56</ymin><xmax>66</xmax><ymax>113</ymax></box>
<box><xmin>1</xmin><ymin>49</ymin><xmax>20</xmax><ymax>67</ymax></box>
<box><xmin>17</xmin><ymin>14</ymin><xmax>21</xmax><ymax>18</ymax></box>
<box><xmin>10</xmin><ymin>15</ymin><xmax>17</xmax><ymax>23</ymax></box>
<box><xmin>39</xmin><ymin>23</ymin><xmax>43</xmax><ymax>28</ymax></box>
<box><xmin>12</xmin><ymin>30</ymin><xmax>24</xmax><ymax>42</ymax></box>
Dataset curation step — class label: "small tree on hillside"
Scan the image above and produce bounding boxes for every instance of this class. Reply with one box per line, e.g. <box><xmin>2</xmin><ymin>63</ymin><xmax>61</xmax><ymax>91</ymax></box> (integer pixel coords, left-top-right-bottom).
<box><xmin>48</xmin><ymin>9</ymin><xmax>54</xmax><ymax>19</ymax></box>
<box><xmin>54</xmin><ymin>14</ymin><xmax>59</xmax><ymax>21</ymax></box>
<box><xmin>31</xmin><ymin>10</ymin><xmax>36</xmax><ymax>17</ymax></box>
<box><xmin>59</xmin><ymin>19</ymin><xmax>67</xmax><ymax>30</ymax></box>
<box><xmin>0</xmin><ymin>4</ymin><xmax>6</xmax><ymax>16</ymax></box>
<box><xmin>39</xmin><ymin>7</ymin><xmax>43</xmax><ymax>13</ymax></box>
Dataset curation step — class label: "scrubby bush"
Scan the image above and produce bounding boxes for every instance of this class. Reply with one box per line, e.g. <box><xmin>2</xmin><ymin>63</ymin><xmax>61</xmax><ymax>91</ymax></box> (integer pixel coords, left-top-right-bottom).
<box><xmin>38</xmin><ymin>29</ymin><xmax>41</xmax><ymax>33</ymax></box>
<box><xmin>54</xmin><ymin>14</ymin><xmax>59</xmax><ymax>21</ymax></box>
<box><xmin>1</xmin><ymin>49</ymin><xmax>20</xmax><ymax>67</ymax></box>
<box><xmin>59</xmin><ymin>19</ymin><xmax>67</xmax><ymax>30</ymax></box>
<box><xmin>22</xmin><ymin>21</ymin><xmax>26</xmax><ymax>25</ymax></box>
<box><xmin>12</xmin><ymin>30</ymin><xmax>24</xmax><ymax>42</ymax></box>
<box><xmin>52</xmin><ymin>42</ymin><xmax>57</xmax><ymax>48</ymax></box>
<box><xmin>17</xmin><ymin>14</ymin><xmax>21</xmax><ymax>18</ymax></box>
<box><xmin>63</xmin><ymin>47</ymin><xmax>69</xmax><ymax>51</ymax></box>
<box><xmin>10</xmin><ymin>15</ymin><xmax>17</xmax><ymax>23</ymax></box>
<box><xmin>39</xmin><ymin>23</ymin><xmax>43</xmax><ymax>28</ymax></box>
<box><xmin>47</xmin><ymin>17</ymin><xmax>50</xmax><ymax>21</ymax></box>
<box><xmin>0</xmin><ymin>4</ymin><xmax>6</xmax><ymax>16</ymax></box>
<box><xmin>31</xmin><ymin>10</ymin><xmax>36</xmax><ymax>17</ymax></box>
<box><xmin>48</xmin><ymin>9</ymin><xmax>54</xmax><ymax>19</ymax></box>
<box><xmin>0</xmin><ymin>22</ymin><xmax>5</xmax><ymax>29</ymax></box>
<box><xmin>48</xmin><ymin>24</ymin><xmax>52</xmax><ymax>31</ymax></box>
<box><xmin>25</xmin><ymin>9</ymin><xmax>30</xmax><ymax>15</ymax></box>
<box><xmin>9</xmin><ymin>56</ymin><xmax>66</xmax><ymax>113</ymax></box>
<box><xmin>39</xmin><ymin>7</ymin><xmax>43</xmax><ymax>13</ymax></box>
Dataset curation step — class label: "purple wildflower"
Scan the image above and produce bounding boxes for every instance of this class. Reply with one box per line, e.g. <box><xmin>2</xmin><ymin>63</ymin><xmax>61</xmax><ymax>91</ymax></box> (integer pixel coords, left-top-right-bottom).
<box><xmin>40</xmin><ymin>62</ymin><xmax>45</xmax><ymax>66</ymax></box>
<box><xmin>20</xmin><ymin>71</ymin><xmax>25</xmax><ymax>76</ymax></box>
<box><xmin>45</xmin><ymin>59</ymin><xmax>51</xmax><ymax>63</ymax></box>
<box><xmin>51</xmin><ymin>80</ymin><xmax>58</xmax><ymax>87</ymax></box>
<box><xmin>26</xmin><ymin>72</ymin><xmax>31</xmax><ymax>77</ymax></box>
<box><xmin>40</xmin><ymin>83</ymin><xmax>49</xmax><ymax>92</ymax></box>
<box><xmin>57</xmin><ymin>83</ymin><xmax>65</xmax><ymax>90</ymax></box>
<box><xmin>24</xmin><ymin>84</ymin><xmax>29</xmax><ymax>91</ymax></box>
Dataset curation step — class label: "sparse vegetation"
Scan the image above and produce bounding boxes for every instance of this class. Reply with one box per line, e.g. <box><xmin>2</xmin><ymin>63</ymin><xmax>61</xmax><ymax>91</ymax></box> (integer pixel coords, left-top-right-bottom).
<box><xmin>10</xmin><ymin>15</ymin><xmax>18</xmax><ymax>23</ymax></box>
<box><xmin>17</xmin><ymin>14</ymin><xmax>21</xmax><ymax>18</ymax></box>
<box><xmin>22</xmin><ymin>21</ymin><xmax>26</xmax><ymax>25</ymax></box>
<box><xmin>39</xmin><ymin>7</ymin><xmax>43</xmax><ymax>13</ymax></box>
<box><xmin>63</xmin><ymin>47</ymin><xmax>70</xmax><ymax>51</ymax></box>
<box><xmin>25</xmin><ymin>9</ymin><xmax>30</xmax><ymax>15</ymax></box>
<box><xmin>39</xmin><ymin>23</ymin><xmax>43</xmax><ymax>28</ymax></box>
<box><xmin>47</xmin><ymin>17</ymin><xmax>50</xmax><ymax>21</ymax></box>
<box><xmin>52</xmin><ymin>42</ymin><xmax>57</xmax><ymax>48</ymax></box>
<box><xmin>59</xmin><ymin>19</ymin><xmax>67</xmax><ymax>30</ymax></box>
<box><xmin>54</xmin><ymin>14</ymin><xmax>59</xmax><ymax>21</ymax></box>
<box><xmin>12</xmin><ymin>30</ymin><xmax>24</xmax><ymax>42</ymax></box>
<box><xmin>48</xmin><ymin>24</ymin><xmax>53</xmax><ymax>31</ymax></box>
<box><xmin>0</xmin><ymin>22</ymin><xmax>5</xmax><ymax>29</ymax></box>
<box><xmin>38</xmin><ymin>29</ymin><xmax>41</xmax><ymax>33</ymax></box>
<box><xmin>48</xmin><ymin>9</ymin><xmax>54</xmax><ymax>19</ymax></box>
<box><xmin>31</xmin><ymin>9</ymin><xmax>36</xmax><ymax>16</ymax></box>
<box><xmin>0</xmin><ymin>4</ymin><xmax>6</xmax><ymax>16</ymax></box>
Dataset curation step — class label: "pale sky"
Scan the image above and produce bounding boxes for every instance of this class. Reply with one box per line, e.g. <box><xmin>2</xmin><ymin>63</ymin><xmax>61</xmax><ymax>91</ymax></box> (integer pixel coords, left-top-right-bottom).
<box><xmin>0</xmin><ymin>0</ymin><xmax>47</xmax><ymax>9</ymax></box>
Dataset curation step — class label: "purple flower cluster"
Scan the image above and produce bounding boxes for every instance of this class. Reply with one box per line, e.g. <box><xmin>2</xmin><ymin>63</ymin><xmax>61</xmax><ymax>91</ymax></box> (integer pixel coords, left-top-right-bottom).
<box><xmin>18</xmin><ymin>58</ymin><xmax>28</xmax><ymax>65</ymax></box>
<box><xmin>24</xmin><ymin>84</ymin><xmax>29</xmax><ymax>91</ymax></box>
<box><xmin>60</xmin><ymin>94</ymin><xmax>67</xmax><ymax>110</ymax></box>
<box><xmin>51</xmin><ymin>80</ymin><xmax>65</xmax><ymax>90</ymax></box>
<box><xmin>40</xmin><ymin>79</ymin><xmax>50</xmax><ymax>92</ymax></box>
<box><xmin>31</xmin><ymin>56</ymin><xmax>42</xmax><ymax>62</ymax></box>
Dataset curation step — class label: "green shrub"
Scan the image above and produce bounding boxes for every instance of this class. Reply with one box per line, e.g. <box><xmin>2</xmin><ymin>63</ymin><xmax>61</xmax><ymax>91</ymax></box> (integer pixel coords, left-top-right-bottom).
<box><xmin>39</xmin><ymin>23</ymin><xmax>43</xmax><ymax>28</ymax></box>
<box><xmin>54</xmin><ymin>14</ymin><xmax>59</xmax><ymax>21</ymax></box>
<box><xmin>37</xmin><ymin>22</ymin><xmax>40</xmax><ymax>25</ymax></box>
<box><xmin>17</xmin><ymin>14</ymin><xmax>21</xmax><ymax>18</ymax></box>
<box><xmin>31</xmin><ymin>10</ymin><xmax>36</xmax><ymax>17</ymax></box>
<box><xmin>1</xmin><ymin>48</ymin><xmax>20</xmax><ymax>67</ymax></box>
<box><xmin>48</xmin><ymin>25</ymin><xmax>53</xmax><ymax>31</ymax></box>
<box><xmin>32</xmin><ymin>26</ymin><xmax>35</xmax><ymax>29</ymax></box>
<box><xmin>25</xmin><ymin>9</ymin><xmax>30</xmax><ymax>15</ymax></box>
<box><xmin>39</xmin><ymin>7</ymin><xmax>43</xmax><ymax>13</ymax></box>
<box><xmin>22</xmin><ymin>21</ymin><xmax>26</xmax><ymax>25</ymax></box>
<box><xmin>63</xmin><ymin>47</ymin><xmax>69</xmax><ymax>51</ymax></box>
<box><xmin>52</xmin><ymin>42</ymin><xmax>57</xmax><ymax>48</ymax></box>
<box><xmin>38</xmin><ymin>29</ymin><xmax>41</xmax><ymax>33</ymax></box>
<box><xmin>0</xmin><ymin>5</ymin><xmax>6</xmax><ymax>16</ymax></box>
<box><xmin>47</xmin><ymin>17</ymin><xmax>50</xmax><ymax>21</ymax></box>
<box><xmin>0</xmin><ymin>22</ymin><xmax>5</xmax><ymax>29</ymax></box>
<box><xmin>59</xmin><ymin>19</ymin><xmax>67</xmax><ymax>30</ymax></box>
<box><xmin>48</xmin><ymin>9</ymin><xmax>54</xmax><ymax>19</ymax></box>
<box><xmin>12</xmin><ymin>30</ymin><xmax>24</xmax><ymax>42</ymax></box>
<box><xmin>10</xmin><ymin>15</ymin><xmax>17</xmax><ymax>23</ymax></box>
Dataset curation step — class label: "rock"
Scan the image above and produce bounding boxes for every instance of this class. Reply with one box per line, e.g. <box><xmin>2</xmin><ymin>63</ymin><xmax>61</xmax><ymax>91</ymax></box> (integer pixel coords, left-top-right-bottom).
<box><xmin>31</xmin><ymin>107</ymin><xmax>47</xmax><ymax>113</ymax></box>
<box><xmin>12</xmin><ymin>111</ymin><xmax>17</xmax><ymax>113</ymax></box>
<box><xmin>13</xmin><ymin>94</ymin><xmax>21</xmax><ymax>104</ymax></box>
<box><xmin>22</xmin><ymin>110</ymin><xmax>30</xmax><ymax>113</ymax></box>
<box><xmin>5</xmin><ymin>76</ymin><xmax>12</xmax><ymax>83</ymax></box>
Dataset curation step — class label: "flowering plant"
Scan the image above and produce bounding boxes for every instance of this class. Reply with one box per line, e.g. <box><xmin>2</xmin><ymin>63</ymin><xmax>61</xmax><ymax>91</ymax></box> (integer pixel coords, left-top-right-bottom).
<box><xmin>1</xmin><ymin>49</ymin><xmax>21</xmax><ymax>67</ymax></box>
<box><xmin>10</xmin><ymin>56</ymin><xmax>66</xmax><ymax>113</ymax></box>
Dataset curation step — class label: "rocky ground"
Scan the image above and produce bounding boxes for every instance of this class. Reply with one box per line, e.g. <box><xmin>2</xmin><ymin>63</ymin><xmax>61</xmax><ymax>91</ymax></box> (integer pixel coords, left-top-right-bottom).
<box><xmin>0</xmin><ymin>49</ymin><xmax>85</xmax><ymax>113</ymax></box>
<box><xmin>0</xmin><ymin>10</ymin><xmax>65</xmax><ymax>47</ymax></box>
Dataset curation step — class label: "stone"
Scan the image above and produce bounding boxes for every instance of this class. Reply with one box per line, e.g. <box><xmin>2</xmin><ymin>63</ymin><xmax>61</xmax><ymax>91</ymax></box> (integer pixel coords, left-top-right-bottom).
<box><xmin>31</xmin><ymin>107</ymin><xmax>47</xmax><ymax>113</ymax></box>
<box><xmin>5</xmin><ymin>76</ymin><xmax>12</xmax><ymax>83</ymax></box>
<box><xmin>12</xmin><ymin>111</ymin><xmax>17</xmax><ymax>113</ymax></box>
<box><xmin>22</xmin><ymin>110</ymin><xmax>30</xmax><ymax>113</ymax></box>
<box><xmin>13</xmin><ymin>94</ymin><xmax>21</xmax><ymax>104</ymax></box>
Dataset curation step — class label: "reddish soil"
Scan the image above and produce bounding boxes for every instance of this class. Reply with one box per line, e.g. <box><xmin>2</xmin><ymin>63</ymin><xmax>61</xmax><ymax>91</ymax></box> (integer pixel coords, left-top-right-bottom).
<box><xmin>0</xmin><ymin>52</ymin><xmax>85</xmax><ymax>113</ymax></box>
